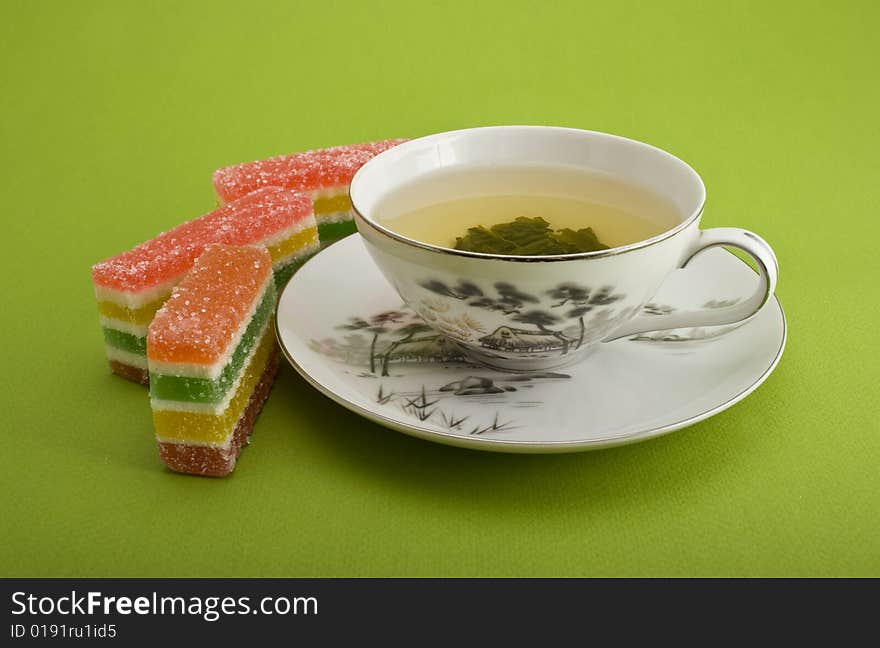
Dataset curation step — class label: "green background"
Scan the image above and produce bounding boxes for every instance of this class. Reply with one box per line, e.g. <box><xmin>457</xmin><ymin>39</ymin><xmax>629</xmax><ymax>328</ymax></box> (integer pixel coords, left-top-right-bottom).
<box><xmin>2</xmin><ymin>0</ymin><xmax>878</xmax><ymax>577</ymax></box>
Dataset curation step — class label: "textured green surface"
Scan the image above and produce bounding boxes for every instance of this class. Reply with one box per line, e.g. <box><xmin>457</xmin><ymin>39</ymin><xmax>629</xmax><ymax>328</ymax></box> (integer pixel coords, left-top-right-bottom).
<box><xmin>317</xmin><ymin>218</ymin><xmax>357</xmax><ymax>243</ymax></box>
<box><xmin>1</xmin><ymin>1</ymin><xmax>878</xmax><ymax>577</ymax></box>
<box><xmin>102</xmin><ymin>327</ymin><xmax>146</xmax><ymax>355</ymax></box>
<box><xmin>273</xmin><ymin>255</ymin><xmax>310</xmax><ymax>289</ymax></box>
<box><xmin>149</xmin><ymin>285</ymin><xmax>275</xmax><ymax>403</ymax></box>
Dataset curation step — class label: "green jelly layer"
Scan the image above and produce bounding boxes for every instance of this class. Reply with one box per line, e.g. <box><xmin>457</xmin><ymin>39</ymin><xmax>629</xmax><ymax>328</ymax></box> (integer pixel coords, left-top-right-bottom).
<box><xmin>149</xmin><ymin>282</ymin><xmax>276</xmax><ymax>404</ymax></box>
<box><xmin>273</xmin><ymin>255</ymin><xmax>311</xmax><ymax>289</ymax></box>
<box><xmin>103</xmin><ymin>327</ymin><xmax>147</xmax><ymax>355</ymax></box>
<box><xmin>317</xmin><ymin>218</ymin><xmax>356</xmax><ymax>243</ymax></box>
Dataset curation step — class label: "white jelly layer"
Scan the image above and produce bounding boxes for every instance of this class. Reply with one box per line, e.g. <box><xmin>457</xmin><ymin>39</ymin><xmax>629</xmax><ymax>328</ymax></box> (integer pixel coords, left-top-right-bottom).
<box><xmin>316</xmin><ymin>209</ymin><xmax>355</xmax><ymax>225</ymax></box>
<box><xmin>99</xmin><ymin>316</ymin><xmax>148</xmax><ymax>338</ymax></box>
<box><xmin>309</xmin><ymin>185</ymin><xmax>349</xmax><ymax>201</ymax></box>
<box><xmin>105</xmin><ymin>345</ymin><xmax>149</xmax><ymax>369</ymax></box>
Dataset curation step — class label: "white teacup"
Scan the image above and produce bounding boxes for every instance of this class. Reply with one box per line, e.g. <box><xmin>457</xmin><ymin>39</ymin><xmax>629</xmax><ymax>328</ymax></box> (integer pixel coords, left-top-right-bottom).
<box><xmin>350</xmin><ymin>126</ymin><xmax>778</xmax><ymax>371</ymax></box>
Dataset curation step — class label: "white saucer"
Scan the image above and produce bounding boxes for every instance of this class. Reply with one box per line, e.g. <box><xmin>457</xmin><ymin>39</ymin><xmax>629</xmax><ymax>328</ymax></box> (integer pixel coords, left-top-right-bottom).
<box><xmin>276</xmin><ymin>235</ymin><xmax>786</xmax><ymax>453</ymax></box>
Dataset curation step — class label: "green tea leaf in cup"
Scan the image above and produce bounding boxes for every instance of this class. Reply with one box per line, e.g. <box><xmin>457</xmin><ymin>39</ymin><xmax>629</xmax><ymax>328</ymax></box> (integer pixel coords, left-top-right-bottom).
<box><xmin>489</xmin><ymin>216</ymin><xmax>554</xmax><ymax>248</ymax></box>
<box><xmin>453</xmin><ymin>217</ymin><xmax>610</xmax><ymax>255</ymax></box>
<box><xmin>550</xmin><ymin>227</ymin><xmax>609</xmax><ymax>252</ymax></box>
<box><xmin>454</xmin><ymin>226</ymin><xmax>517</xmax><ymax>254</ymax></box>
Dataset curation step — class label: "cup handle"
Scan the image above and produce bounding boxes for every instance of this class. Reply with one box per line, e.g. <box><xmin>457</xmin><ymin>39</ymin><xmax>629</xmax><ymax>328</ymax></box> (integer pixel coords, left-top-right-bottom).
<box><xmin>603</xmin><ymin>228</ymin><xmax>779</xmax><ymax>342</ymax></box>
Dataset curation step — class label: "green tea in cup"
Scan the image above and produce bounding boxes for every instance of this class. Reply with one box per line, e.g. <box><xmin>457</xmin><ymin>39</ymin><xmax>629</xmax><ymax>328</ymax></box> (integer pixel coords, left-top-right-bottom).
<box><xmin>377</xmin><ymin>165</ymin><xmax>679</xmax><ymax>255</ymax></box>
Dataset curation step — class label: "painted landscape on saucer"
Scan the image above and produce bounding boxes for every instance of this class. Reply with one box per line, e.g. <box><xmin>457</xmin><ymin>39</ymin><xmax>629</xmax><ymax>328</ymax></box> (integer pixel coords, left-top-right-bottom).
<box><xmin>308</xmin><ymin>298</ymin><xmax>745</xmax><ymax>436</ymax></box>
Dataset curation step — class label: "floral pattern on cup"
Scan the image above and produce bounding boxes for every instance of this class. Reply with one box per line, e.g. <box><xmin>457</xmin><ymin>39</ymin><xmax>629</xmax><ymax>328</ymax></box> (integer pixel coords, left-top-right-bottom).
<box><xmin>416</xmin><ymin>278</ymin><xmax>639</xmax><ymax>357</ymax></box>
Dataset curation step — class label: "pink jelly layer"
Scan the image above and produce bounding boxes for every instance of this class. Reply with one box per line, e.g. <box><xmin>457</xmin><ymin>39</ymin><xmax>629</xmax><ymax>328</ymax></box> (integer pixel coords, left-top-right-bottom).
<box><xmin>91</xmin><ymin>187</ymin><xmax>311</xmax><ymax>294</ymax></box>
<box><xmin>147</xmin><ymin>245</ymin><xmax>272</xmax><ymax>366</ymax></box>
<box><xmin>212</xmin><ymin>139</ymin><xmax>408</xmax><ymax>203</ymax></box>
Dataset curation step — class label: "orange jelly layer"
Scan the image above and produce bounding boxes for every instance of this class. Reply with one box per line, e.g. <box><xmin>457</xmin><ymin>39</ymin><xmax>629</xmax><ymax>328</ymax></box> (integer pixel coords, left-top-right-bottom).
<box><xmin>147</xmin><ymin>245</ymin><xmax>272</xmax><ymax>366</ymax></box>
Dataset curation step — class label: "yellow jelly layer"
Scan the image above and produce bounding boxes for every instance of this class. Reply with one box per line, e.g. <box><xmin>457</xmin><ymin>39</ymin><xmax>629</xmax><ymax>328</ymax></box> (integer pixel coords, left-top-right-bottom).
<box><xmin>152</xmin><ymin>327</ymin><xmax>274</xmax><ymax>445</ymax></box>
<box><xmin>313</xmin><ymin>194</ymin><xmax>351</xmax><ymax>215</ymax></box>
<box><xmin>97</xmin><ymin>292</ymin><xmax>169</xmax><ymax>326</ymax></box>
<box><xmin>267</xmin><ymin>226</ymin><xmax>318</xmax><ymax>261</ymax></box>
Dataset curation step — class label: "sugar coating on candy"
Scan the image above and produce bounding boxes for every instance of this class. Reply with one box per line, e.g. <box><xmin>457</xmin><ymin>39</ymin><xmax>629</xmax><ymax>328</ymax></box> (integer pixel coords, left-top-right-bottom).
<box><xmin>149</xmin><ymin>284</ymin><xmax>274</xmax><ymax>398</ymax></box>
<box><xmin>147</xmin><ymin>245</ymin><xmax>272</xmax><ymax>366</ymax></box>
<box><xmin>212</xmin><ymin>139</ymin><xmax>408</xmax><ymax>203</ymax></box>
<box><xmin>92</xmin><ymin>187</ymin><xmax>311</xmax><ymax>293</ymax></box>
